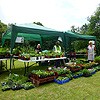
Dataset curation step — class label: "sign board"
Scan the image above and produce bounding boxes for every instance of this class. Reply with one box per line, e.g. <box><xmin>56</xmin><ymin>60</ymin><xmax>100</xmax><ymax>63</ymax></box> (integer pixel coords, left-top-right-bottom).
<box><xmin>15</xmin><ymin>37</ymin><xmax>24</xmax><ymax>43</ymax></box>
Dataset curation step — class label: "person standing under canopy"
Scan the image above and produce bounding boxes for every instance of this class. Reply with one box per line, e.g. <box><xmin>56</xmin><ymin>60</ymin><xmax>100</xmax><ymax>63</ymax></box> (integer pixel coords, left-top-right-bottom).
<box><xmin>87</xmin><ymin>41</ymin><xmax>96</xmax><ymax>62</ymax></box>
<box><xmin>53</xmin><ymin>41</ymin><xmax>66</xmax><ymax>67</ymax></box>
<box><xmin>53</xmin><ymin>41</ymin><xmax>61</xmax><ymax>53</ymax></box>
<box><xmin>35</xmin><ymin>44</ymin><xmax>42</xmax><ymax>54</ymax></box>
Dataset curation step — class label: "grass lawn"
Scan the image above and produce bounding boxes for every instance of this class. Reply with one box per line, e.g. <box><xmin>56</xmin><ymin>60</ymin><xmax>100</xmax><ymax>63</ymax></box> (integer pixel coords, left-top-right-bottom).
<box><xmin>0</xmin><ymin>60</ymin><xmax>100</xmax><ymax>100</ymax></box>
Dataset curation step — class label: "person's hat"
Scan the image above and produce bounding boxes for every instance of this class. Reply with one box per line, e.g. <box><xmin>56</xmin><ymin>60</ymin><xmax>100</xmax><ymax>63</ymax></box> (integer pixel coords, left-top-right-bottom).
<box><xmin>89</xmin><ymin>41</ymin><xmax>92</xmax><ymax>44</ymax></box>
<box><xmin>89</xmin><ymin>41</ymin><xmax>95</xmax><ymax>44</ymax></box>
<box><xmin>58</xmin><ymin>37</ymin><xmax>62</xmax><ymax>42</ymax></box>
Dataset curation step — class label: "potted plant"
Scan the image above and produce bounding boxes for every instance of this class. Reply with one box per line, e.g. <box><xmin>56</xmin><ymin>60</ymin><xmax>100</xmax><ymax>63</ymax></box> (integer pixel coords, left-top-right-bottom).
<box><xmin>2</xmin><ymin>85</ymin><xmax>11</xmax><ymax>91</ymax></box>
<box><xmin>22</xmin><ymin>82</ymin><xmax>35</xmax><ymax>90</ymax></box>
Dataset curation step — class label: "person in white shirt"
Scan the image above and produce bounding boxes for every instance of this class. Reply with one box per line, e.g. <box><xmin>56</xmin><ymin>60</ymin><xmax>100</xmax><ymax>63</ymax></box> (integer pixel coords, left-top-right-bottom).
<box><xmin>87</xmin><ymin>41</ymin><xmax>96</xmax><ymax>62</ymax></box>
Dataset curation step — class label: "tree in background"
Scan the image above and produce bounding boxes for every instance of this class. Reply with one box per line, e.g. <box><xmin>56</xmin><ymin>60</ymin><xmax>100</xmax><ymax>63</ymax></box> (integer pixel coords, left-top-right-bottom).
<box><xmin>86</xmin><ymin>4</ymin><xmax>100</xmax><ymax>55</ymax></box>
<box><xmin>80</xmin><ymin>23</ymin><xmax>88</xmax><ymax>34</ymax></box>
<box><xmin>87</xmin><ymin>4</ymin><xmax>100</xmax><ymax>36</ymax></box>
<box><xmin>70</xmin><ymin>25</ymin><xmax>80</xmax><ymax>33</ymax></box>
<box><xmin>0</xmin><ymin>20</ymin><xmax>7</xmax><ymax>45</ymax></box>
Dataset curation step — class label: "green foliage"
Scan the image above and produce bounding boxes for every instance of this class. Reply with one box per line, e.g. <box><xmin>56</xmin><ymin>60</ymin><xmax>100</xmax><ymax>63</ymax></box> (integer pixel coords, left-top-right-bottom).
<box><xmin>87</xmin><ymin>5</ymin><xmax>100</xmax><ymax>36</ymax></box>
<box><xmin>53</xmin><ymin>67</ymin><xmax>71</xmax><ymax>75</ymax></box>
<box><xmin>1</xmin><ymin>73</ymin><xmax>29</xmax><ymax>91</ymax></box>
<box><xmin>96</xmin><ymin>38</ymin><xmax>100</xmax><ymax>55</ymax></box>
<box><xmin>82</xmin><ymin>69</ymin><xmax>91</xmax><ymax>75</ymax></box>
<box><xmin>82</xmin><ymin>68</ymin><xmax>95</xmax><ymax>76</ymax></box>
<box><xmin>94</xmin><ymin>66</ymin><xmax>100</xmax><ymax>71</ymax></box>
<box><xmin>56</xmin><ymin>76</ymin><xmax>69</xmax><ymax>81</ymax></box>
<box><xmin>22</xmin><ymin>82</ymin><xmax>35</xmax><ymax>90</ymax></box>
<box><xmin>94</xmin><ymin>56</ymin><xmax>100</xmax><ymax>64</ymax></box>
<box><xmin>2</xmin><ymin>84</ymin><xmax>10</xmax><ymax>91</ymax></box>
<box><xmin>0</xmin><ymin>47</ymin><xmax>9</xmax><ymax>55</ymax></box>
<box><xmin>74</xmin><ymin>41</ymin><xmax>88</xmax><ymax>52</ymax></box>
<box><xmin>80</xmin><ymin>23</ymin><xmax>88</xmax><ymax>34</ymax></box>
<box><xmin>66</xmin><ymin>73</ymin><xmax>73</xmax><ymax>80</ymax></box>
<box><xmin>12</xmin><ymin>47</ymin><xmax>21</xmax><ymax>55</ymax></box>
<box><xmin>42</xmin><ymin>39</ymin><xmax>57</xmax><ymax>50</ymax></box>
<box><xmin>31</xmin><ymin>70</ymin><xmax>55</xmax><ymax>78</ymax></box>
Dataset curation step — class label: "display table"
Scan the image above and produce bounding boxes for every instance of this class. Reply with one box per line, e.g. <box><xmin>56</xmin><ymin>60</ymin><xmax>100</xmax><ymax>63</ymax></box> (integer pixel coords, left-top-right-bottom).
<box><xmin>18</xmin><ymin>57</ymin><xmax>66</xmax><ymax>75</ymax></box>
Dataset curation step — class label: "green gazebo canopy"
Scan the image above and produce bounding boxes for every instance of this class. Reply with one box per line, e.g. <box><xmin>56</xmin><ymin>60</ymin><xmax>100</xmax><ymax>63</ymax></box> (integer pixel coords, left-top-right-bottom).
<box><xmin>2</xmin><ymin>23</ymin><xmax>96</xmax><ymax>53</ymax></box>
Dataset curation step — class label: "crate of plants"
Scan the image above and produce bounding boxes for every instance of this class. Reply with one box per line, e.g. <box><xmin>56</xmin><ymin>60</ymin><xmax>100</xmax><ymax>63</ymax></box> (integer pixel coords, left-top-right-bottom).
<box><xmin>82</xmin><ymin>68</ymin><xmax>96</xmax><ymax>77</ymax></box>
<box><xmin>54</xmin><ymin>76</ymin><xmax>70</xmax><ymax>84</ymax></box>
<box><xmin>29</xmin><ymin>70</ymin><xmax>56</xmax><ymax>86</ymax></box>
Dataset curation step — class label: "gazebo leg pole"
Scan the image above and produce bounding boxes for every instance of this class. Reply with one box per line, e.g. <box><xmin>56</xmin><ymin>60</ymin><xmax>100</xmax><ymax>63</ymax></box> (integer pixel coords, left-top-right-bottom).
<box><xmin>10</xmin><ymin>55</ymin><xmax>13</xmax><ymax>73</ymax></box>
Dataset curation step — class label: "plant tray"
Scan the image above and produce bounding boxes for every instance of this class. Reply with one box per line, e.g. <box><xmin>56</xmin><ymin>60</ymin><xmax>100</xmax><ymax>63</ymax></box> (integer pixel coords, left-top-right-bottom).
<box><xmin>29</xmin><ymin>75</ymin><xmax>56</xmax><ymax>86</ymax></box>
<box><xmin>54</xmin><ymin>78</ymin><xmax>70</xmax><ymax>84</ymax></box>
